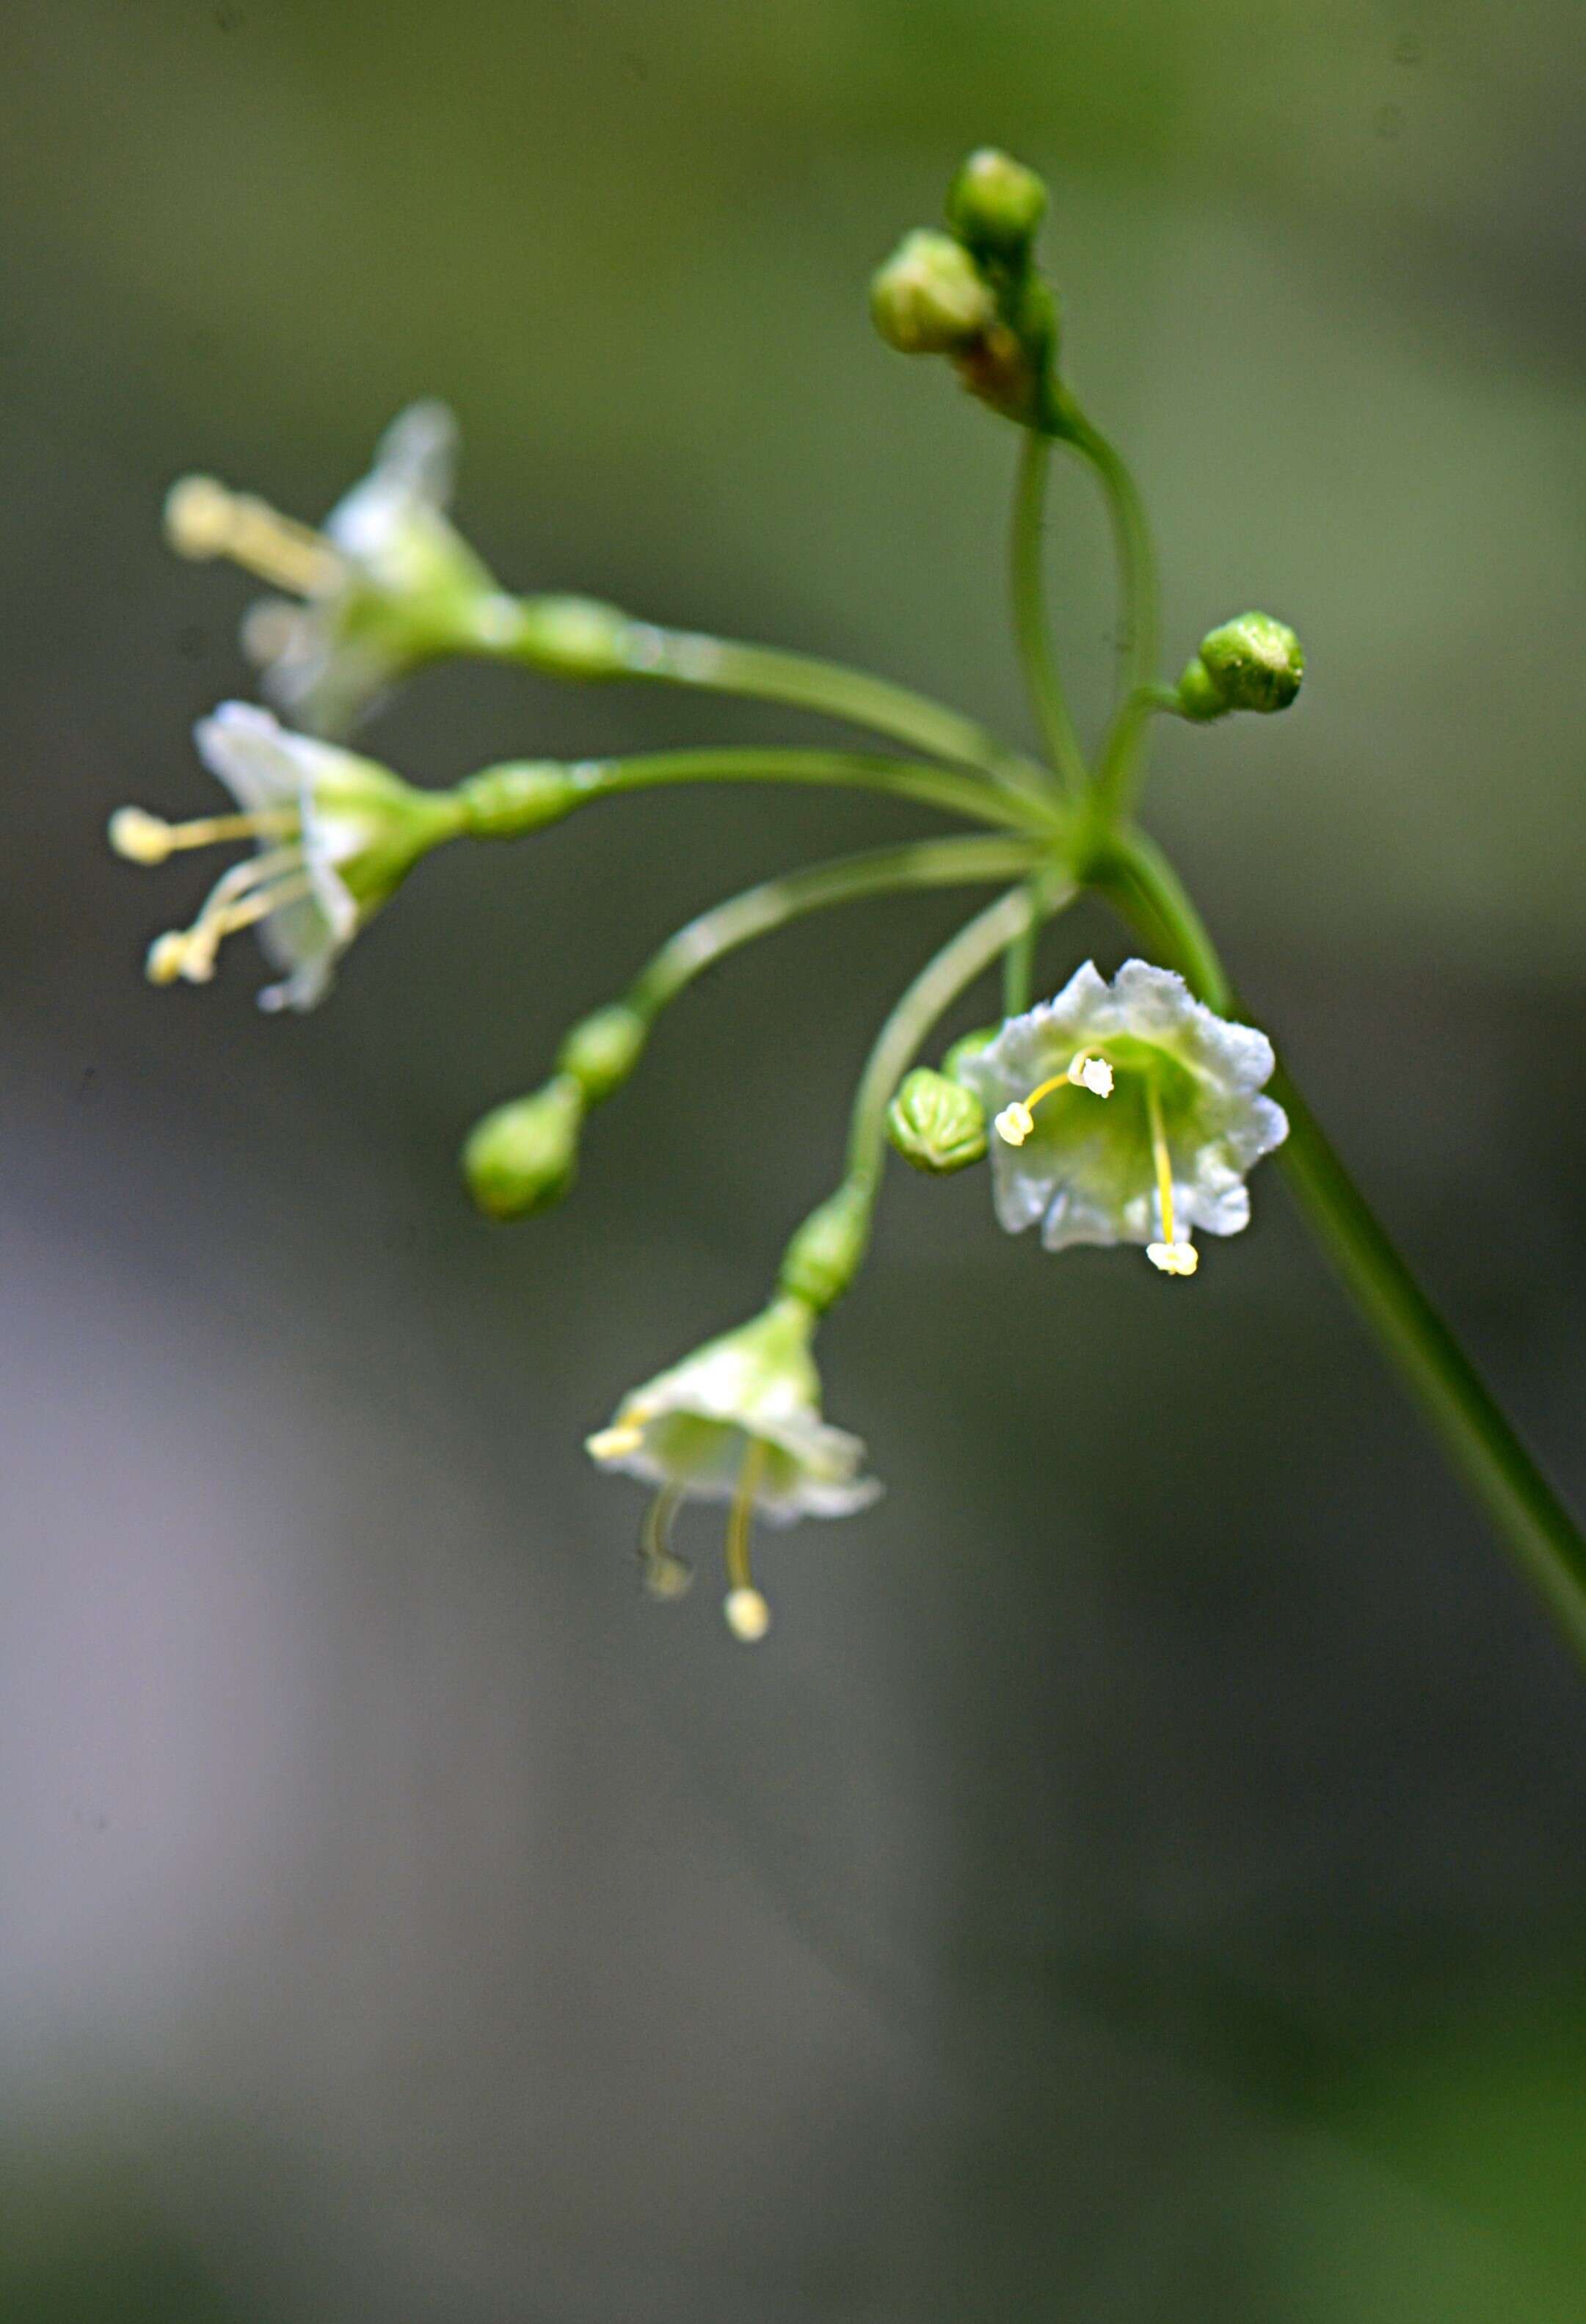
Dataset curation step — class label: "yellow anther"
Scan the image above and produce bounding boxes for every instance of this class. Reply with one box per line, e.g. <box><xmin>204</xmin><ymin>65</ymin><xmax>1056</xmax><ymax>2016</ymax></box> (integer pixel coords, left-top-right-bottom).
<box><xmin>647</xmin><ymin>1555</ymin><xmax>694</xmax><ymax>1602</ymax></box>
<box><xmin>1147</xmin><ymin>1241</ymin><xmax>1199</xmax><ymax>1277</ymax></box>
<box><xmin>164</xmin><ymin>473</ymin><xmax>346</xmax><ymax>597</ymax></box>
<box><xmin>587</xmin><ymin>1422</ymin><xmax>645</xmax><ymax>1461</ymax></box>
<box><xmin>164</xmin><ymin>475</ymin><xmax>237</xmax><ymax>560</ymax></box>
<box><xmin>994</xmin><ymin>1100</ymin><xmax>1035</xmax><ymax>1147</ymax></box>
<box><xmin>724</xmin><ymin>1586</ymin><xmax>771</xmax><ymax>1644</ymax></box>
<box><xmin>1068</xmin><ymin>1050</ymin><xmax>1113</xmax><ymax>1098</ymax></box>
<box><xmin>145</xmin><ymin>930</ymin><xmax>192</xmax><ymax>985</ymax></box>
<box><xmin>109</xmin><ymin>807</ymin><xmax>175</xmax><ymax>865</ymax></box>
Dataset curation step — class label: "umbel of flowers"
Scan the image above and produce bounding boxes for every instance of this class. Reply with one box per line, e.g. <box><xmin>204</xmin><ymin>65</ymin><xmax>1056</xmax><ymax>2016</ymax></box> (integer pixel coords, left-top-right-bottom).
<box><xmin>103</xmin><ymin>145</ymin><xmax>1584</xmax><ymax>1669</ymax></box>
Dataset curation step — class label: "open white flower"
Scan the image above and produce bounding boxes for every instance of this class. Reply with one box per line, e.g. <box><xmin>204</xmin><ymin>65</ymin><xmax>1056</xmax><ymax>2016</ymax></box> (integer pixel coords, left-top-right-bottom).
<box><xmin>586</xmin><ymin>1293</ymin><xmax>881</xmax><ymax>1640</ymax></box>
<box><xmin>958</xmin><ymin>958</ymin><xmax>1288</xmax><ymax>1275</ymax></box>
<box><xmin>109</xmin><ymin>702</ymin><xmax>462</xmax><ymax>1012</ymax></box>
<box><xmin>166</xmin><ymin>402</ymin><xmax>498</xmax><ymax>735</ymax></box>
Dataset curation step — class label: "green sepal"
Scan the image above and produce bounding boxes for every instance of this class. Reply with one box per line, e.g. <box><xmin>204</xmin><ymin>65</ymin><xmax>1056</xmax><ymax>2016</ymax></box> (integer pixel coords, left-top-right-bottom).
<box><xmin>557</xmin><ymin>1003</ymin><xmax>649</xmax><ymax>1103</ymax></box>
<box><xmin>886</xmin><ymin>1068</ymin><xmax>988</xmax><ymax>1173</ymax></box>
<box><xmin>778</xmin><ymin>1178</ymin><xmax>873</xmax><ymax>1312</ymax></box>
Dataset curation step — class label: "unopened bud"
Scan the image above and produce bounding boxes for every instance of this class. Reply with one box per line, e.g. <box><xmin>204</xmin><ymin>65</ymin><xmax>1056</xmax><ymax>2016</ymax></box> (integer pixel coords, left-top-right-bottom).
<box><xmin>462</xmin><ymin>1074</ymin><xmax>583</xmax><ymax>1219</ymax></box>
<box><xmin>556</xmin><ymin>1004</ymin><xmax>648</xmax><ymax>1104</ymax></box>
<box><xmin>778</xmin><ymin>1178</ymin><xmax>872</xmax><ymax>1312</ymax></box>
<box><xmin>886</xmin><ymin>1068</ymin><xmax>988</xmax><ymax>1174</ymax></box>
<box><xmin>870</xmin><ymin>230</ymin><xmax>997</xmax><ymax>355</ymax></box>
<box><xmin>946</xmin><ymin>148</ymin><xmax>1048</xmax><ymax>256</ymax></box>
<box><xmin>1182</xmin><ymin>612</ymin><xmax>1305</xmax><ymax>719</ymax></box>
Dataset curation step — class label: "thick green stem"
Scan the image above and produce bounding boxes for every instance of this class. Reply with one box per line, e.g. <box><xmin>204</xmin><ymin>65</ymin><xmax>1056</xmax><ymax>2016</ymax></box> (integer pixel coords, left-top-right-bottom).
<box><xmin>1009</xmin><ymin>434</ymin><xmax>1088</xmax><ymax>795</ymax></box>
<box><xmin>626</xmin><ymin>835</ymin><xmax>1050</xmax><ymax>1020</ymax></box>
<box><xmin>575</xmin><ymin>747</ymin><xmax>1063</xmax><ymax>837</ymax></box>
<box><xmin>847</xmin><ymin>865</ymin><xmax>1075</xmax><ymax>1188</ymax></box>
<box><xmin>1099</xmin><ymin>827</ymin><xmax>1586</xmax><ymax>1668</ymax></box>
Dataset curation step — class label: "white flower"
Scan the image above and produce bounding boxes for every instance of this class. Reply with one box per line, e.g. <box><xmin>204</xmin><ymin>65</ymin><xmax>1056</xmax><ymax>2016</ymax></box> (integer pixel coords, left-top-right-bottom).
<box><xmin>109</xmin><ymin>702</ymin><xmax>462</xmax><ymax>1012</ymax></box>
<box><xmin>586</xmin><ymin>1294</ymin><xmax>881</xmax><ymax>1640</ymax></box>
<box><xmin>166</xmin><ymin>403</ymin><xmax>498</xmax><ymax>736</ymax></box>
<box><xmin>958</xmin><ymin>958</ymin><xmax>1288</xmax><ymax>1274</ymax></box>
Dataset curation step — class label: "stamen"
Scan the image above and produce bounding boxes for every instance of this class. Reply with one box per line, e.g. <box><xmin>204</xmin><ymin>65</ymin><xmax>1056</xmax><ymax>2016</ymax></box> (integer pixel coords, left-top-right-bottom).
<box><xmin>639</xmin><ymin>1485</ymin><xmax>692</xmax><ymax>1601</ymax></box>
<box><xmin>164</xmin><ymin>475</ymin><xmax>346</xmax><ymax>597</ymax></box>
<box><xmin>109</xmin><ymin>805</ymin><xmax>297</xmax><ymax>865</ymax></box>
<box><xmin>145</xmin><ymin>930</ymin><xmax>193</xmax><ymax>985</ymax></box>
<box><xmin>587</xmin><ymin>1420</ymin><xmax>647</xmax><ymax>1461</ymax></box>
<box><xmin>721</xmin><ymin>1437</ymin><xmax>771</xmax><ymax>1644</ymax></box>
<box><xmin>994</xmin><ymin>1053</ymin><xmax>1113</xmax><ymax>1147</ymax></box>
<box><xmin>1145</xmin><ymin>1079</ymin><xmax>1197</xmax><ymax>1277</ymax></box>
<box><xmin>172</xmin><ymin>857</ymin><xmax>311</xmax><ymax>984</ymax></box>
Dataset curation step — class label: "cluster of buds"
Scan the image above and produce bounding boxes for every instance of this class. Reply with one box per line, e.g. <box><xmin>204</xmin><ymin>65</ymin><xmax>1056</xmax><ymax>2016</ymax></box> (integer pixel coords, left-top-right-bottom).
<box><xmin>870</xmin><ymin>148</ymin><xmax>1058</xmax><ymax>428</ymax></box>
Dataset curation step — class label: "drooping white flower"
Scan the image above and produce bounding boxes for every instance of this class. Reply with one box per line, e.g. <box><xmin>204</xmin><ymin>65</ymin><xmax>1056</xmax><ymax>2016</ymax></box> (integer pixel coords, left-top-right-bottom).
<box><xmin>958</xmin><ymin>958</ymin><xmax>1288</xmax><ymax>1274</ymax></box>
<box><xmin>109</xmin><ymin>702</ymin><xmax>463</xmax><ymax>1012</ymax></box>
<box><xmin>586</xmin><ymin>1293</ymin><xmax>881</xmax><ymax>1640</ymax></box>
<box><xmin>165</xmin><ymin>403</ymin><xmax>498</xmax><ymax>735</ymax></box>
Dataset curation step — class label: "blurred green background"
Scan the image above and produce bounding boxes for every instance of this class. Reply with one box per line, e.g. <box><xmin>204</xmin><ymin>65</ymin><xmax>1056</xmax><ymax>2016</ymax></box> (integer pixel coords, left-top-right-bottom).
<box><xmin>4</xmin><ymin>1</ymin><xmax>1586</xmax><ymax>2316</ymax></box>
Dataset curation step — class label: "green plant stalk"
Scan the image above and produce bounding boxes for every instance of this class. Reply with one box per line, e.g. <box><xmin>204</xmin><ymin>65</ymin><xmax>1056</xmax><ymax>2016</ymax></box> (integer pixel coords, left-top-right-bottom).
<box><xmin>624</xmin><ymin>835</ymin><xmax>1052</xmax><ymax>1023</ymax></box>
<box><xmin>1047</xmin><ymin>403</ymin><xmax>1163</xmax><ymax>824</ymax></box>
<box><xmin>1009</xmin><ymin>433</ymin><xmax>1088</xmax><ymax>795</ymax></box>
<box><xmin>498</xmin><ymin>609</ymin><xmax>1052</xmax><ymax>798</ymax></box>
<box><xmin>1098</xmin><ymin>827</ymin><xmax>1586</xmax><ymax>1667</ymax></box>
<box><xmin>570</xmin><ymin>746</ymin><xmax>1065</xmax><ymax>837</ymax></box>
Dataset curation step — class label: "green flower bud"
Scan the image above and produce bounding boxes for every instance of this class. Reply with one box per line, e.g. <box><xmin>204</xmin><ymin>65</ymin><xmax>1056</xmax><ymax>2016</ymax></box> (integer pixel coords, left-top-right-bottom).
<box><xmin>870</xmin><ymin>230</ymin><xmax>997</xmax><ymax>355</ymax></box>
<box><xmin>1183</xmin><ymin>612</ymin><xmax>1305</xmax><ymax>719</ymax></box>
<box><xmin>556</xmin><ymin>1003</ymin><xmax>649</xmax><ymax>1103</ymax></box>
<box><xmin>941</xmin><ymin>1027</ymin><xmax>998</xmax><ymax>1085</ymax></box>
<box><xmin>462</xmin><ymin>1073</ymin><xmax>583</xmax><ymax>1219</ymax></box>
<box><xmin>457</xmin><ymin>760</ymin><xmax>584</xmax><ymax>838</ymax></box>
<box><xmin>886</xmin><ymin>1068</ymin><xmax>988</xmax><ymax>1174</ymax></box>
<box><xmin>946</xmin><ymin>148</ymin><xmax>1048</xmax><ymax>256</ymax></box>
<box><xmin>778</xmin><ymin>1178</ymin><xmax>873</xmax><ymax>1312</ymax></box>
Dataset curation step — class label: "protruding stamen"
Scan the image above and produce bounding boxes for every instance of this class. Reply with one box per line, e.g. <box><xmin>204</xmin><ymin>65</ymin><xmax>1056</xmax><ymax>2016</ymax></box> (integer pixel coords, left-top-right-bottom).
<box><xmin>109</xmin><ymin>805</ymin><xmax>297</xmax><ymax>865</ymax></box>
<box><xmin>639</xmin><ymin>1484</ymin><xmax>692</xmax><ymax>1601</ymax></box>
<box><xmin>995</xmin><ymin>1054</ymin><xmax>1113</xmax><ymax>1147</ymax></box>
<box><xmin>721</xmin><ymin>1437</ymin><xmax>770</xmax><ymax>1644</ymax></box>
<box><xmin>164</xmin><ymin>475</ymin><xmax>346</xmax><ymax>597</ymax></box>
<box><xmin>178</xmin><ymin>870</ymin><xmax>313</xmax><ymax>983</ymax></box>
<box><xmin>1145</xmin><ymin>1080</ymin><xmax>1196</xmax><ymax>1279</ymax></box>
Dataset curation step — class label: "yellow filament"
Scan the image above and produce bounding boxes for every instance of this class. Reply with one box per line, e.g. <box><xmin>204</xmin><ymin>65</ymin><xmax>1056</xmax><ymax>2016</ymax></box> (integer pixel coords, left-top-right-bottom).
<box><xmin>164</xmin><ymin>475</ymin><xmax>346</xmax><ymax>597</ymax></box>
<box><xmin>994</xmin><ymin>1052</ymin><xmax>1112</xmax><ymax>1147</ymax></box>
<box><xmin>1146</xmin><ymin>1078</ymin><xmax>1176</xmax><ymax>1248</ymax></box>
<box><xmin>110</xmin><ymin>806</ymin><xmax>298</xmax><ymax>864</ymax></box>
<box><xmin>176</xmin><ymin>859</ymin><xmax>313</xmax><ymax>983</ymax></box>
<box><xmin>724</xmin><ymin>1436</ymin><xmax>767</xmax><ymax>1595</ymax></box>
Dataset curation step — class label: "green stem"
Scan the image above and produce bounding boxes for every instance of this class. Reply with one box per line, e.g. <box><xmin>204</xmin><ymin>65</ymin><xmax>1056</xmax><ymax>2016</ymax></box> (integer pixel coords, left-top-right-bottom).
<box><xmin>501</xmin><ymin>603</ymin><xmax>1052</xmax><ymax>797</ymax></box>
<box><xmin>574</xmin><ymin>747</ymin><xmax>1064</xmax><ymax>837</ymax></box>
<box><xmin>625</xmin><ymin>835</ymin><xmax>1051</xmax><ymax>1020</ymax></box>
<box><xmin>1009</xmin><ymin>434</ymin><xmax>1088</xmax><ymax>795</ymax></box>
<box><xmin>1060</xmin><ymin>410</ymin><xmax>1161</xmax><ymax>826</ymax></box>
<box><xmin>1099</xmin><ymin>828</ymin><xmax>1586</xmax><ymax>1667</ymax></box>
<box><xmin>847</xmin><ymin>864</ymin><xmax>1076</xmax><ymax>1188</ymax></box>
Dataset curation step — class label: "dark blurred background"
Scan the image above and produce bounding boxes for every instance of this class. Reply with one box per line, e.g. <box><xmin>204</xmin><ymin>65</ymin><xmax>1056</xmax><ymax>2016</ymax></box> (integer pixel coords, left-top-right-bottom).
<box><xmin>5</xmin><ymin>1</ymin><xmax>1586</xmax><ymax>2316</ymax></box>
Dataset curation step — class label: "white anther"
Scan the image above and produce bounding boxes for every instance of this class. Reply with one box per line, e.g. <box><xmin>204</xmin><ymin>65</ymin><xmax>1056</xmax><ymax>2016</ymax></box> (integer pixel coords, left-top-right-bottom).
<box><xmin>724</xmin><ymin>1586</ymin><xmax>771</xmax><ymax>1644</ymax></box>
<box><xmin>994</xmin><ymin>1101</ymin><xmax>1034</xmax><ymax>1147</ymax></box>
<box><xmin>1146</xmin><ymin>1241</ymin><xmax>1198</xmax><ymax>1277</ymax></box>
<box><xmin>1069</xmin><ymin>1051</ymin><xmax>1113</xmax><ymax>1098</ymax></box>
